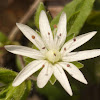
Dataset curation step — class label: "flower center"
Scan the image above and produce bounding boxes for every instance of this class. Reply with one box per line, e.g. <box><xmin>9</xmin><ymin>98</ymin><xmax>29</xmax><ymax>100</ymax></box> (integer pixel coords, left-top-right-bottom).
<box><xmin>46</xmin><ymin>50</ymin><xmax>61</xmax><ymax>63</ymax></box>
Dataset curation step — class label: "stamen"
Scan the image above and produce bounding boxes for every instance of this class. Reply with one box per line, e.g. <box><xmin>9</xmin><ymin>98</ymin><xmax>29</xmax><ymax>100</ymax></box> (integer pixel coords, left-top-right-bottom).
<box><xmin>32</xmin><ymin>35</ymin><xmax>35</xmax><ymax>39</ymax></box>
<box><xmin>42</xmin><ymin>64</ymin><xmax>45</xmax><ymax>68</ymax></box>
<box><xmin>73</xmin><ymin>38</ymin><xmax>76</xmax><ymax>42</ymax></box>
<box><xmin>53</xmin><ymin>24</ymin><xmax>57</xmax><ymax>28</ymax></box>
<box><xmin>54</xmin><ymin>53</ymin><xmax>56</xmax><ymax>56</ymax></box>
<box><xmin>57</xmin><ymin>33</ymin><xmax>62</xmax><ymax>43</ymax></box>
<box><xmin>48</xmin><ymin>32</ymin><xmax>50</xmax><ymax>44</ymax></box>
<box><xmin>48</xmin><ymin>32</ymin><xmax>50</xmax><ymax>35</ymax></box>
<box><xmin>64</xmin><ymin>48</ymin><xmax>66</xmax><ymax>51</ymax></box>
<box><xmin>67</xmin><ymin>37</ymin><xmax>76</xmax><ymax>50</ymax></box>
<box><xmin>59</xmin><ymin>33</ymin><xmax>62</xmax><ymax>36</ymax></box>
<box><xmin>42</xmin><ymin>47</ymin><xmax>45</xmax><ymax>49</ymax></box>
<box><xmin>67</xmin><ymin>64</ymin><xmax>70</xmax><ymax>67</ymax></box>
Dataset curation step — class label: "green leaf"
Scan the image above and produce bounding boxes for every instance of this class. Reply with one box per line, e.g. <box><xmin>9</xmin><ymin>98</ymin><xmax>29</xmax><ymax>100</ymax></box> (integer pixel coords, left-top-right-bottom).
<box><xmin>0</xmin><ymin>85</ymin><xmax>9</xmax><ymax>99</ymax></box>
<box><xmin>34</xmin><ymin>2</ymin><xmax>52</xmax><ymax>30</ymax></box>
<box><xmin>5</xmin><ymin>83</ymin><xmax>26</xmax><ymax>100</ymax></box>
<box><xmin>24</xmin><ymin>57</ymin><xmax>34</xmax><ymax>65</ymax></box>
<box><xmin>0</xmin><ymin>81</ymin><xmax>31</xmax><ymax>100</ymax></box>
<box><xmin>50</xmin><ymin>74</ymin><xmax>56</xmax><ymax>85</ymax></box>
<box><xmin>13</xmin><ymin>81</ymin><xmax>31</xmax><ymax>100</ymax></box>
<box><xmin>0</xmin><ymin>68</ymin><xmax>32</xmax><ymax>100</ymax></box>
<box><xmin>67</xmin><ymin>11</ymin><xmax>80</xmax><ymax>33</ymax></box>
<box><xmin>51</xmin><ymin>0</ymin><xmax>95</xmax><ymax>35</ymax></box>
<box><xmin>0</xmin><ymin>68</ymin><xmax>17</xmax><ymax>84</ymax></box>
<box><xmin>22</xmin><ymin>80</ymin><xmax>32</xmax><ymax>100</ymax></box>
<box><xmin>71</xmin><ymin>61</ymin><xmax>84</xmax><ymax>69</ymax></box>
<box><xmin>6</xmin><ymin>81</ymin><xmax>31</xmax><ymax>100</ymax></box>
<box><xmin>34</xmin><ymin>2</ymin><xmax>46</xmax><ymax>29</ymax></box>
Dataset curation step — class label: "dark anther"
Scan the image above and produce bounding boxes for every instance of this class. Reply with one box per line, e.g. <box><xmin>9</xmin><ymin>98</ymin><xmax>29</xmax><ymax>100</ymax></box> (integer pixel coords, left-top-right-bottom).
<box><xmin>42</xmin><ymin>64</ymin><xmax>45</xmax><ymax>68</ymax></box>
<box><xmin>67</xmin><ymin>64</ymin><xmax>70</xmax><ymax>67</ymax></box>
<box><xmin>54</xmin><ymin>53</ymin><xmax>56</xmax><ymax>56</ymax></box>
<box><xmin>48</xmin><ymin>32</ymin><xmax>50</xmax><ymax>35</ymax></box>
<box><xmin>59</xmin><ymin>33</ymin><xmax>62</xmax><ymax>36</ymax></box>
<box><xmin>73</xmin><ymin>38</ymin><xmax>76</xmax><ymax>41</ymax></box>
<box><xmin>64</xmin><ymin>48</ymin><xmax>66</xmax><ymax>51</ymax></box>
<box><xmin>32</xmin><ymin>35</ymin><xmax>35</xmax><ymax>39</ymax></box>
<box><xmin>53</xmin><ymin>24</ymin><xmax>57</xmax><ymax>28</ymax></box>
<box><xmin>42</xmin><ymin>47</ymin><xmax>45</xmax><ymax>49</ymax></box>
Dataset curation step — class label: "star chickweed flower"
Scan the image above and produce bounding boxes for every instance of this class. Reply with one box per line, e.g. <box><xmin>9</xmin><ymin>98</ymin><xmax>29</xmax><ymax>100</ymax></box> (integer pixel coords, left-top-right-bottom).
<box><xmin>5</xmin><ymin>10</ymin><xmax>100</xmax><ymax>96</ymax></box>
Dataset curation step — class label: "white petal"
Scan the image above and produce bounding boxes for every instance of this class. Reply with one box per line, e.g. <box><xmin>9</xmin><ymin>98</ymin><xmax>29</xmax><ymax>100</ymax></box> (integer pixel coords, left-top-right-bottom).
<box><xmin>39</xmin><ymin>10</ymin><xmax>54</xmax><ymax>49</ymax></box>
<box><xmin>53</xmin><ymin>64</ymin><xmax>73</xmax><ymax>96</ymax></box>
<box><xmin>5</xmin><ymin>45</ymin><xmax>44</xmax><ymax>60</ymax></box>
<box><xmin>37</xmin><ymin>63</ymin><xmax>53</xmax><ymax>88</ymax></box>
<box><xmin>54</xmin><ymin>12</ymin><xmax>67</xmax><ymax>49</ymax></box>
<box><xmin>59</xmin><ymin>62</ymin><xmax>87</xmax><ymax>84</ymax></box>
<box><xmin>62</xmin><ymin>49</ymin><xmax>100</xmax><ymax>62</ymax></box>
<box><xmin>12</xmin><ymin>60</ymin><xmax>46</xmax><ymax>86</ymax></box>
<box><xmin>61</xmin><ymin>31</ymin><xmax>97</xmax><ymax>55</ymax></box>
<box><xmin>16</xmin><ymin>23</ymin><xmax>46</xmax><ymax>51</ymax></box>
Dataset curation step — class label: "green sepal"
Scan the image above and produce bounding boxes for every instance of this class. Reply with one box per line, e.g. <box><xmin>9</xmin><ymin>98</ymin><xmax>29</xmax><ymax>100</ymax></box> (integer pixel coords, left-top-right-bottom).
<box><xmin>50</xmin><ymin>74</ymin><xmax>56</xmax><ymax>85</ymax></box>
<box><xmin>47</xmin><ymin>11</ymin><xmax>52</xmax><ymax>23</ymax></box>
<box><xmin>0</xmin><ymin>32</ymin><xmax>10</xmax><ymax>48</ymax></box>
<box><xmin>16</xmin><ymin>55</ymin><xmax>23</xmax><ymax>71</ymax></box>
<box><xmin>65</xmin><ymin>33</ymin><xmax>75</xmax><ymax>42</ymax></box>
<box><xmin>24</xmin><ymin>57</ymin><xmax>34</xmax><ymax>65</ymax></box>
<box><xmin>0</xmin><ymin>32</ymin><xmax>8</xmax><ymax>43</ymax></box>
<box><xmin>71</xmin><ymin>61</ymin><xmax>84</xmax><ymax>69</ymax></box>
<box><xmin>34</xmin><ymin>2</ymin><xmax>46</xmax><ymax>29</ymax></box>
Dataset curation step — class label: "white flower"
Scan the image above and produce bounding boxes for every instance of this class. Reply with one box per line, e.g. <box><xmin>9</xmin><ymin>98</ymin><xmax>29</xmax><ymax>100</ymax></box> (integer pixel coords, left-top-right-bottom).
<box><xmin>5</xmin><ymin>10</ymin><xmax>100</xmax><ymax>96</ymax></box>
